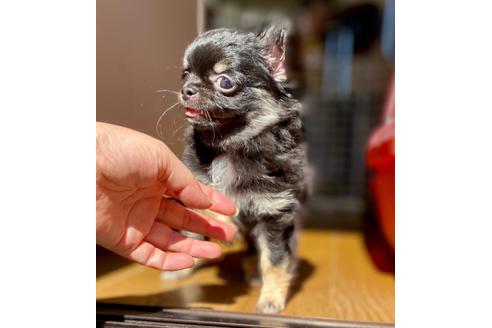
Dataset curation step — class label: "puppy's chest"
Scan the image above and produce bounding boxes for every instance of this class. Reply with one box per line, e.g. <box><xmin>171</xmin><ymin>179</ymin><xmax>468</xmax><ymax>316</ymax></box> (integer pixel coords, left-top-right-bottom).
<box><xmin>205</xmin><ymin>155</ymin><xmax>239</xmax><ymax>192</ymax></box>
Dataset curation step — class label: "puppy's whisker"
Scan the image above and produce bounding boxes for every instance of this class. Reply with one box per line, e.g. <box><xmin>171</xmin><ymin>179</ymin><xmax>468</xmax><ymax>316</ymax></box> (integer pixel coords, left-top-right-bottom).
<box><xmin>156</xmin><ymin>89</ymin><xmax>180</xmax><ymax>96</ymax></box>
<box><xmin>212</xmin><ymin>121</ymin><xmax>217</xmax><ymax>144</ymax></box>
<box><xmin>172</xmin><ymin>122</ymin><xmax>186</xmax><ymax>135</ymax></box>
<box><xmin>156</xmin><ymin>101</ymin><xmax>181</xmax><ymax>139</ymax></box>
<box><xmin>205</xmin><ymin>111</ymin><xmax>216</xmax><ymax>144</ymax></box>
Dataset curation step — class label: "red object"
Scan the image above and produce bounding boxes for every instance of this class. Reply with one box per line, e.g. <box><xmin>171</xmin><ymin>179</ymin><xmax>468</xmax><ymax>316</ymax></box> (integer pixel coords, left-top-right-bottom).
<box><xmin>366</xmin><ymin>77</ymin><xmax>395</xmax><ymax>251</ymax></box>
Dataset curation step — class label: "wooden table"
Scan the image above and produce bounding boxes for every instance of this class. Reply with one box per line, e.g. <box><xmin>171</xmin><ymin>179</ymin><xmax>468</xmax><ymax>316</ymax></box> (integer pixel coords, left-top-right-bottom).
<box><xmin>97</xmin><ymin>229</ymin><xmax>394</xmax><ymax>324</ymax></box>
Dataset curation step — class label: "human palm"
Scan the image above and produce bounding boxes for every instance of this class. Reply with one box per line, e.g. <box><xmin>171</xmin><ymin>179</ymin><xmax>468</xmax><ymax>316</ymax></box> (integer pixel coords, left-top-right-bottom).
<box><xmin>96</xmin><ymin>123</ymin><xmax>236</xmax><ymax>271</ymax></box>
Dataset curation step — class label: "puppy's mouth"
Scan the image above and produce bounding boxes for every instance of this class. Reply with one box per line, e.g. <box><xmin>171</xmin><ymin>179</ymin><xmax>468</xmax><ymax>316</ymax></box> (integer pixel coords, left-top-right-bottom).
<box><xmin>185</xmin><ymin>108</ymin><xmax>236</xmax><ymax>120</ymax></box>
<box><xmin>185</xmin><ymin>108</ymin><xmax>203</xmax><ymax>118</ymax></box>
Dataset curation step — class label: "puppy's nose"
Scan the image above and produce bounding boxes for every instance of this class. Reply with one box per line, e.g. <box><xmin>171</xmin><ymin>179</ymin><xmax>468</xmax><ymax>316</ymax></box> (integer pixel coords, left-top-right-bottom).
<box><xmin>181</xmin><ymin>86</ymin><xmax>197</xmax><ymax>100</ymax></box>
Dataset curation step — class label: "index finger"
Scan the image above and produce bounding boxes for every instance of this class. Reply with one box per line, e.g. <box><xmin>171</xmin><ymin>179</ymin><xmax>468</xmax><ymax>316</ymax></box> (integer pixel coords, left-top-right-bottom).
<box><xmin>198</xmin><ymin>182</ymin><xmax>237</xmax><ymax>216</ymax></box>
<box><xmin>157</xmin><ymin>142</ymin><xmax>236</xmax><ymax>216</ymax></box>
<box><xmin>157</xmin><ymin>197</ymin><xmax>237</xmax><ymax>242</ymax></box>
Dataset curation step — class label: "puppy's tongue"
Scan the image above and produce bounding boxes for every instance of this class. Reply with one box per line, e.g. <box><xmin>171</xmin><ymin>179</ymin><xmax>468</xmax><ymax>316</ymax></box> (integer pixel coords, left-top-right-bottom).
<box><xmin>185</xmin><ymin>108</ymin><xmax>201</xmax><ymax>118</ymax></box>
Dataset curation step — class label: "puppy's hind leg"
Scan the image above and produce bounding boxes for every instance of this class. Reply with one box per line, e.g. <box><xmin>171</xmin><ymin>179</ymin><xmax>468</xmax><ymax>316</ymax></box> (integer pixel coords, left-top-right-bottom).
<box><xmin>255</xmin><ymin>220</ymin><xmax>297</xmax><ymax>314</ymax></box>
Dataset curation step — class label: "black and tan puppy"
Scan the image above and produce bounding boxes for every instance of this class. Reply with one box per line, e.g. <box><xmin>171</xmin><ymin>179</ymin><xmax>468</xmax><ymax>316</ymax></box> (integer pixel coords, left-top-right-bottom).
<box><xmin>170</xmin><ymin>27</ymin><xmax>309</xmax><ymax>314</ymax></box>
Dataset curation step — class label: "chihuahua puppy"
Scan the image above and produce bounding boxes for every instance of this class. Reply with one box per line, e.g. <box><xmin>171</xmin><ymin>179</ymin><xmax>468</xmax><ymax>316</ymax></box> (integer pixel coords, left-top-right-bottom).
<box><xmin>176</xmin><ymin>27</ymin><xmax>309</xmax><ymax>313</ymax></box>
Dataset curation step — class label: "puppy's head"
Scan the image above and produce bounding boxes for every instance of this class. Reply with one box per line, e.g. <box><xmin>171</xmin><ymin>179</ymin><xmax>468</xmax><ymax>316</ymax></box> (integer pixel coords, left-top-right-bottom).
<box><xmin>180</xmin><ymin>27</ymin><xmax>290</xmax><ymax>134</ymax></box>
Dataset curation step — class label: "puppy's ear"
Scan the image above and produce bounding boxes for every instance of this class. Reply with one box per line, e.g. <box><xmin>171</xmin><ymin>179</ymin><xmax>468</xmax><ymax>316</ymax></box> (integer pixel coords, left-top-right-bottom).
<box><xmin>257</xmin><ymin>26</ymin><xmax>287</xmax><ymax>82</ymax></box>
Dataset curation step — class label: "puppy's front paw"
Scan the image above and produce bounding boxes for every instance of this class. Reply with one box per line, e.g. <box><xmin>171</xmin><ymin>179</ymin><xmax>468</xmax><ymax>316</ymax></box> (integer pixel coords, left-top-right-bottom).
<box><xmin>256</xmin><ymin>293</ymin><xmax>285</xmax><ymax>314</ymax></box>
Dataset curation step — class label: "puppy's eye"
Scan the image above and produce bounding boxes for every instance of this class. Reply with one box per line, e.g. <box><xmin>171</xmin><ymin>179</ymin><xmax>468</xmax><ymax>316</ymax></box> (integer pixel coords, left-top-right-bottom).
<box><xmin>182</xmin><ymin>70</ymin><xmax>190</xmax><ymax>80</ymax></box>
<box><xmin>219</xmin><ymin>76</ymin><xmax>233</xmax><ymax>89</ymax></box>
<box><xmin>215</xmin><ymin>75</ymin><xmax>236</xmax><ymax>94</ymax></box>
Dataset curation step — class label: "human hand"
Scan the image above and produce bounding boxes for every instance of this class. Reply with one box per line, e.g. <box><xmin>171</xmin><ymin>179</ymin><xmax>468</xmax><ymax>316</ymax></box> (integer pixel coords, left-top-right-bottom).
<box><xmin>96</xmin><ymin>122</ymin><xmax>236</xmax><ymax>271</ymax></box>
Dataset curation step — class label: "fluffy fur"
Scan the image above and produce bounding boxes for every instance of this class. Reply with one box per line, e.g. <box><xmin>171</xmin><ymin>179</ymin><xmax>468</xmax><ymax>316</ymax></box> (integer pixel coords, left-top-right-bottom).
<box><xmin>173</xmin><ymin>27</ymin><xmax>309</xmax><ymax>313</ymax></box>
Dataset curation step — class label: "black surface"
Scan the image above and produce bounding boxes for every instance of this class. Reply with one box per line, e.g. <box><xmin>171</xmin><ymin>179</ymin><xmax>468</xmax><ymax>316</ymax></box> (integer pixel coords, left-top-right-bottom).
<box><xmin>97</xmin><ymin>302</ymin><xmax>394</xmax><ymax>328</ymax></box>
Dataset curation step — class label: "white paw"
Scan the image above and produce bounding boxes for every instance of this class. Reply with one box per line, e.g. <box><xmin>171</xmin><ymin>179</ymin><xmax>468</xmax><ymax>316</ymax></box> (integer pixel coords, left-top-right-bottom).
<box><xmin>256</xmin><ymin>294</ymin><xmax>285</xmax><ymax>314</ymax></box>
<box><xmin>160</xmin><ymin>267</ymin><xmax>194</xmax><ymax>281</ymax></box>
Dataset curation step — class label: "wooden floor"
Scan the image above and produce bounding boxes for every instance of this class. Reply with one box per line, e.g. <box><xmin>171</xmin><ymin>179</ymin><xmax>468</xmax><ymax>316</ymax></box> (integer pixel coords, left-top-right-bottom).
<box><xmin>97</xmin><ymin>229</ymin><xmax>394</xmax><ymax>324</ymax></box>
